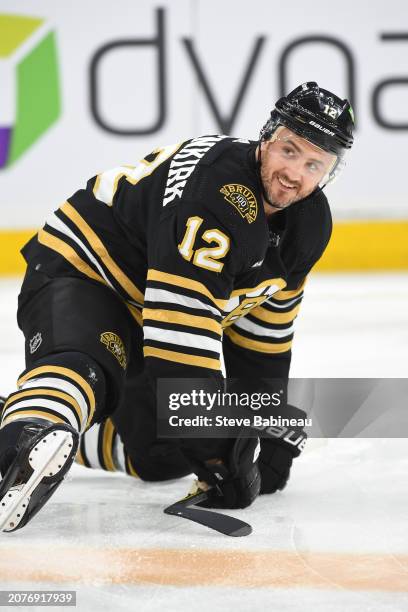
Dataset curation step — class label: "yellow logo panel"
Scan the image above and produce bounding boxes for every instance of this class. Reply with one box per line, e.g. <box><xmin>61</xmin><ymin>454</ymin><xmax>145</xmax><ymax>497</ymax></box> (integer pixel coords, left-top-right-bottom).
<box><xmin>220</xmin><ymin>184</ymin><xmax>258</xmax><ymax>224</ymax></box>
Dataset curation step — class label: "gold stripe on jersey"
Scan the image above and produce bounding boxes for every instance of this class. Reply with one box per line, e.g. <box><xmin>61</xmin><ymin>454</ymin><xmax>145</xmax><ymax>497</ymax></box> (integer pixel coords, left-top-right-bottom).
<box><xmin>272</xmin><ymin>278</ymin><xmax>306</xmax><ymax>301</ymax></box>
<box><xmin>250</xmin><ymin>303</ymin><xmax>301</xmax><ymax>325</ymax></box>
<box><xmin>38</xmin><ymin>229</ymin><xmax>106</xmax><ymax>285</ymax></box>
<box><xmin>3</xmin><ymin>389</ymin><xmax>82</xmax><ymax>427</ymax></box>
<box><xmin>76</xmin><ymin>448</ymin><xmax>86</xmax><ymax>466</ymax></box>
<box><xmin>1</xmin><ymin>410</ymin><xmax>65</xmax><ymax>427</ymax></box>
<box><xmin>126</xmin><ymin>455</ymin><xmax>139</xmax><ymax>478</ymax></box>
<box><xmin>144</xmin><ymin>346</ymin><xmax>221</xmax><ymax>370</ymax></box>
<box><xmin>126</xmin><ymin>303</ymin><xmax>143</xmax><ymax>327</ymax></box>
<box><xmin>93</xmin><ymin>174</ymin><xmax>102</xmax><ymax>198</ymax></box>
<box><xmin>147</xmin><ymin>269</ymin><xmax>228</xmax><ymax>310</ymax></box>
<box><xmin>224</xmin><ymin>327</ymin><xmax>292</xmax><ymax>354</ymax></box>
<box><xmin>142</xmin><ymin>308</ymin><xmax>222</xmax><ymax>335</ymax></box>
<box><xmin>17</xmin><ymin>366</ymin><xmax>96</xmax><ymax>428</ymax></box>
<box><xmin>231</xmin><ymin>277</ymin><xmax>286</xmax><ymax>297</ymax></box>
<box><xmin>61</xmin><ymin>202</ymin><xmax>144</xmax><ymax>305</ymax></box>
<box><xmin>102</xmin><ymin>418</ymin><xmax>116</xmax><ymax>472</ymax></box>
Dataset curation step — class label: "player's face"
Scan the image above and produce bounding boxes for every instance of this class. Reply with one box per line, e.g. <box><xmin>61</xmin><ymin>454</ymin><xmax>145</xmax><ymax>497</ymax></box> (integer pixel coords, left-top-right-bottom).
<box><xmin>259</xmin><ymin>127</ymin><xmax>337</xmax><ymax>211</ymax></box>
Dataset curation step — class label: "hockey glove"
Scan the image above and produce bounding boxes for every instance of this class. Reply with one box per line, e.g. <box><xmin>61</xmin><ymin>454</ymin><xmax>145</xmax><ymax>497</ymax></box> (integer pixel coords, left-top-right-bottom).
<box><xmin>187</xmin><ymin>436</ymin><xmax>261</xmax><ymax>509</ymax></box>
<box><xmin>258</xmin><ymin>405</ymin><xmax>307</xmax><ymax>494</ymax></box>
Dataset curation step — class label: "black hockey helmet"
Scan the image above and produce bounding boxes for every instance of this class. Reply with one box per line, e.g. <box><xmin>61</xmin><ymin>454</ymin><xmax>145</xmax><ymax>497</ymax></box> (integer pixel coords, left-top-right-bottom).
<box><xmin>260</xmin><ymin>82</ymin><xmax>354</xmax><ymax>175</ymax></box>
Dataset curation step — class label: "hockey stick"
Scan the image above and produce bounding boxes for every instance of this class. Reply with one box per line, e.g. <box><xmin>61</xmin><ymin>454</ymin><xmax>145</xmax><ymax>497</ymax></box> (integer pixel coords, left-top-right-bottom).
<box><xmin>164</xmin><ymin>488</ymin><xmax>252</xmax><ymax>537</ymax></box>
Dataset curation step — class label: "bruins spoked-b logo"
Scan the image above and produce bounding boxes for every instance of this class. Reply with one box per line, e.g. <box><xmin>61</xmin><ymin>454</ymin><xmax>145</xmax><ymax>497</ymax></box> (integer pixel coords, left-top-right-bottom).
<box><xmin>220</xmin><ymin>184</ymin><xmax>258</xmax><ymax>224</ymax></box>
<box><xmin>100</xmin><ymin>332</ymin><xmax>127</xmax><ymax>370</ymax></box>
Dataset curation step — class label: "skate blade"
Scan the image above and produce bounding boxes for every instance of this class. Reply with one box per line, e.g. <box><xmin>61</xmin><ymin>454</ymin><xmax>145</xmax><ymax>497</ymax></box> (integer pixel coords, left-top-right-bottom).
<box><xmin>0</xmin><ymin>429</ymin><xmax>76</xmax><ymax>532</ymax></box>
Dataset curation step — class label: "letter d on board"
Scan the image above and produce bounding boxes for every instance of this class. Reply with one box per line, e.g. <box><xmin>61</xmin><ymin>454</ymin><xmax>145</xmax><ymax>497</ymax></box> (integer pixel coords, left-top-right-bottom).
<box><xmin>89</xmin><ymin>8</ymin><xmax>166</xmax><ymax>135</ymax></box>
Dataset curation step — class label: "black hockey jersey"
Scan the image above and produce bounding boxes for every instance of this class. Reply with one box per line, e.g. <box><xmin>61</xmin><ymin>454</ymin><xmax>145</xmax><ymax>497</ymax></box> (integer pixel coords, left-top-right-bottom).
<box><xmin>21</xmin><ymin>135</ymin><xmax>332</xmax><ymax>381</ymax></box>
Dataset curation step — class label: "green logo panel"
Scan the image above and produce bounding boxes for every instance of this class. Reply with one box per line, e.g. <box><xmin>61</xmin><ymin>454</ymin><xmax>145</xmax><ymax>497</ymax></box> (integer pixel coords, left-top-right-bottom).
<box><xmin>0</xmin><ymin>14</ymin><xmax>61</xmax><ymax>168</ymax></box>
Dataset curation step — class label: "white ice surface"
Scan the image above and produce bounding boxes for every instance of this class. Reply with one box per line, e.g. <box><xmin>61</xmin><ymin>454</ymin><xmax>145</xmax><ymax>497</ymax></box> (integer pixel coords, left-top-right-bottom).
<box><xmin>0</xmin><ymin>274</ymin><xmax>407</xmax><ymax>612</ymax></box>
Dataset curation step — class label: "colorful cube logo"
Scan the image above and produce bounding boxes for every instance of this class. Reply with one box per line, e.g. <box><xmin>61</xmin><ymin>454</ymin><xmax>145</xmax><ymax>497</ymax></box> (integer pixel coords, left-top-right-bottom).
<box><xmin>0</xmin><ymin>14</ymin><xmax>61</xmax><ymax>168</ymax></box>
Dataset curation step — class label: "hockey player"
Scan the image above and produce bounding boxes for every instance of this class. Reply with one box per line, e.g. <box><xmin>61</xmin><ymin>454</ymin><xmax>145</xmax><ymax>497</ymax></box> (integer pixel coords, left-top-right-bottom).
<box><xmin>0</xmin><ymin>82</ymin><xmax>354</xmax><ymax>531</ymax></box>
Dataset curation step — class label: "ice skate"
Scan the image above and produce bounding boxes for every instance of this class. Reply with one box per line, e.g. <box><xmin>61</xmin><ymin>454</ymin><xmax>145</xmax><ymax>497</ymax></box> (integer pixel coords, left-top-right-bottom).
<box><xmin>0</xmin><ymin>419</ymin><xmax>79</xmax><ymax>532</ymax></box>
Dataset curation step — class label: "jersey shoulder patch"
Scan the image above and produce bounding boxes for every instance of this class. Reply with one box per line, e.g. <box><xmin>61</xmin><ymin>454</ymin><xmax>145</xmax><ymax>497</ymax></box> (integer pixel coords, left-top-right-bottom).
<box><xmin>219</xmin><ymin>183</ymin><xmax>258</xmax><ymax>225</ymax></box>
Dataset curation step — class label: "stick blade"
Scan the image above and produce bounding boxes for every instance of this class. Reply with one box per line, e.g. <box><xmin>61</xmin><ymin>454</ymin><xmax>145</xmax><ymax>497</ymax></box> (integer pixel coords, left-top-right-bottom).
<box><xmin>164</xmin><ymin>496</ymin><xmax>252</xmax><ymax>537</ymax></box>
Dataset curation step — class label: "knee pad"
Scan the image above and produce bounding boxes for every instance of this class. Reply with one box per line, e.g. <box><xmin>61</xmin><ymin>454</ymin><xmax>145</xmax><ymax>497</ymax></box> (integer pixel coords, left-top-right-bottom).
<box><xmin>18</xmin><ymin>276</ymin><xmax>143</xmax><ymax>414</ymax></box>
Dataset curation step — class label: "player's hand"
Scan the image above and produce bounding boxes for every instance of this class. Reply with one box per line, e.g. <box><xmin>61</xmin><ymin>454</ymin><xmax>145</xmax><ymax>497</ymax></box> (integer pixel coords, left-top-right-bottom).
<box><xmin>189</xmin><ymin>436</ymin><xmax>261</xmax><ymax>509</ymax></box>
<box><xmin>258</xmin><ymin>404</ymin><xmax>307</xmax><ymax>494</ymax></box>
<box><xmin>258</xmin><ymin>439</ymin><xmax>295</xmax><ymax>493</ymax></box>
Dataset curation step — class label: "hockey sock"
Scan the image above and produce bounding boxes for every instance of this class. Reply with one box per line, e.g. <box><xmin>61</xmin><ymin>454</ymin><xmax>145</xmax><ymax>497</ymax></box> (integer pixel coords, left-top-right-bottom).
<box><xmin>76</xmin><ymin>418</ymin><xmax>139</xmax><ymax>477</ymax></box>
<box><xmin>0</xmin><ymin>352</ymin><xmax>106</xmax><ymax>435</ymax></box>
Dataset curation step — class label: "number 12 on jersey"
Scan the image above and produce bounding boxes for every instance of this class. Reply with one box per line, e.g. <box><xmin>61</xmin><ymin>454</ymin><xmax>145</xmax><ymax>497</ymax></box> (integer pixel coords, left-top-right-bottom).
<box><xmin>178</xmin><ymin>216</ymin><xmax>230</xmax><ymax>272</ymax></box>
